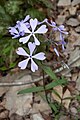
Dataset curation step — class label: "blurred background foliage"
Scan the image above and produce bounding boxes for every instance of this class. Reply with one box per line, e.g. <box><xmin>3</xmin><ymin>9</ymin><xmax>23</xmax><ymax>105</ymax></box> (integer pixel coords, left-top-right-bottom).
<box><xmin>0</xmin><ymin>0</ymin><xmax>54</xmax><ymax>72</ymax></box>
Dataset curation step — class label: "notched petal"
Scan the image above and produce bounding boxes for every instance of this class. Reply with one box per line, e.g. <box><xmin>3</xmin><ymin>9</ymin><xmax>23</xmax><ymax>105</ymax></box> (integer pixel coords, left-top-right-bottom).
<box><xmin>28</xmin><ymin>42</ymin><xmax>36</xmax><ymax>56</ymax></box>
<box><xmin>18</xmin><ymin>59</ymin><xmax>29</xmax><ymax>69</ymax></box>
<box><xmin>19</xmin><ymin>34</ymin><xmax>31</xmax><ymax>44</ymax></box>
<box><xmin>31</xmin><ymin>59</ymin><xmax>38</xmax><ymax>72</ymax></box>
<box><xmin>33</xmin><ymin>34</ymin><xmax>40</xmax><ymax>45</ymax></box>
<box><xmin>30</xmin><ymin>18</ymin><xmax>38</xmax><ymax>32</ymax></box>
<box><xmin>16</xmin><ymin>47</ymin><xmax>29</xmax><ymax>56</ymax></box>
<box><xmin>35</xmin><ymin>25</ymin><xmax>48</xmax><ymax>34</ymax></box>
<box><xmin>33</xmin><ymin>52</ymin><xmax>46</xmax><ymax>60</ymax></box>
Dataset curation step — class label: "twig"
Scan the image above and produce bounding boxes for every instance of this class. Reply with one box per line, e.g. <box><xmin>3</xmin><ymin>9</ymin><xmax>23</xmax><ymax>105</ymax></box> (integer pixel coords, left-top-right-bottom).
<box><xmin>0</xmin><ymin>75</ymin><xmax>48</xmax><ymax>87</ymax></box>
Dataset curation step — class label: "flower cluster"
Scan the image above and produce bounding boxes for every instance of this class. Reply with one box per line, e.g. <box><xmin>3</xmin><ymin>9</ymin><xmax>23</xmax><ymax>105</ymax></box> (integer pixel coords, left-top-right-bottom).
<box><xmin>9</xmin><ymin>15</ymin><xmax>68</xmax><ymax>72</ymax></box>
<box><xmin>9</xmin><ymin>15</ymin><xmax>48</xmax><ymax>72</ymax></box>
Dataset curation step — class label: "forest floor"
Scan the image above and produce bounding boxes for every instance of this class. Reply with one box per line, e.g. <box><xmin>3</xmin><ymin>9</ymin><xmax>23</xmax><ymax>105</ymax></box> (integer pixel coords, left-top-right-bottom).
<box><xmin>0</xmin><ymin>0</ymin><xmax>80</xmax><ymax>120</ymax></box>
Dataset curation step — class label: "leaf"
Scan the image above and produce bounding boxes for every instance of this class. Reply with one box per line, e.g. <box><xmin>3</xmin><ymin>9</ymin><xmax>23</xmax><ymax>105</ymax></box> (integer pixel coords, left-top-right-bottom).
<box><xmin>46</xmin><ymin>79</ymin><xmax>67</xmax><ymax>90</ymax></box>
<box><xmin>0</xmin><ymin>66</ymin><xmax>7</xmax><ymax>71</ymax></box>
<box><xmin>18</xmin><ymin>79</ymin><xmax>67</xmax><ymax>94</ymax></box>
<box><xmin>18</xmin><ymin>86</ymin><xmax>44</xmax><ymax>94</ymax></box>
<box><xmin>43</xmin><ymin>66</ymin><xmax>58</xmax><ymax>81</ymax></box>
<box><xmin>52</xmin><ymin>85</ymin><xmax>71</xmax><ymax>109</ymax></box>
<box><xmin>40</xmin><ymin>111</ymin><xmax>52</xmax><ymax>120</ymax></box>
<box><xmin>2</xmin><ymin>46</ymin><xmax>12</xmax><ymax>54</ymax></box>
<box><xmin>62</xmin><ymin>89</ymin><xmax>71</xmax><ymax>109</ymax></box>
<box><xmin>9</xmin><ymin>62</ymin><xmax>17</xmax><ymax>69</ymax></box>
<box><xmin>49</xmin><ymin>103</ymin><xmax>58</xmax><ymax>113</ymax></box>
<box><xmin>52</xmin><ymin>85</ymin><xmax>62</xmax><ymax>103</ymax></box>
<box><xmin>37</xmin><ymin>61</ymin><xmax>58</xmax><ymax>81</ymax></box>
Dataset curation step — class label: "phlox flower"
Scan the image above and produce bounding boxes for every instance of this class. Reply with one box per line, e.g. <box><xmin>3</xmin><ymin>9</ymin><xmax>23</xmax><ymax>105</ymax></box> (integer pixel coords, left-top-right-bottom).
<box><xmin>19</xmin><ymin>18</ymin><xmax>48</xmax><ymax>45</ymax></box>
<box><xmin>16</xmin><ymin>42</ymin><xmax>46</xmax><ymax>72</ymax></box>
<box><xmin>15</xmin><ymin>15</ymin><xmax>30</xmax><ymax>28</ymax></box>
<box><xmin>48</xmin><ymin>21</ymin><xmax>68</xmax><ymax>50</ymax></box>
<box><xmin>9</xmin><ymin>15</ymin><xmax>30</xmax><ymax>38</ymax></box>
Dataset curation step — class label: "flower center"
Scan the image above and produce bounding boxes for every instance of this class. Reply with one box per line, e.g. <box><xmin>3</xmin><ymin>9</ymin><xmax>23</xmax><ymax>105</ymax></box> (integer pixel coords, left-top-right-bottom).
<box><xmin>19</xmin><ymin>31</ymin><xmax>25</xmax><ymax>36</ymax></box>
<box><xmin>29</xmin><ymin>55</ymin><xmax>32</xmax><ymax>59</ymax></box>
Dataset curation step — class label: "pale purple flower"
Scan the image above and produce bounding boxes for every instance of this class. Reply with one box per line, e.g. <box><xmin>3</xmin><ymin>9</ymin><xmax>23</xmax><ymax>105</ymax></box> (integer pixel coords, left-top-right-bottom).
<box><xmin>54</xmin><ymin>48</ymin><xmax>59</xmax><ymax>57</ymax></box>
<box><xmin>16</xmin><ymin>42</ymin><xmax>46</xmax><ymax>72</ymax></box>
<box><xmin>49</xmin><ymin>21</ymin><xmax>68</xmax><ymax>37</ymax></box>
<box><xmin>9</xmin><ymin>26</ymin><xmax>25</xmax><ymax>38</ymax></box>
<box><xmin>9</xmin><ymin>15</ymin><xmax>30</xmax><ymax>38</ymax></box>
<box><xmin>48</xmin><ymin>21</ymin><xmax>68</xmax><ymax>50</ymax></box>
<box><xmin>59</xmin><ymin>33</ymin><xmax>66</xmax><ymax>50</ymax></box>
<box><xmin>15</xmin><ymin>15</ymin><xmax>30</xmax><ymax>29</ymax></box>
<box><xmin>19</xmin><ymin>18</ymin><xmax>48</xmax><ymax>45</ymax></box>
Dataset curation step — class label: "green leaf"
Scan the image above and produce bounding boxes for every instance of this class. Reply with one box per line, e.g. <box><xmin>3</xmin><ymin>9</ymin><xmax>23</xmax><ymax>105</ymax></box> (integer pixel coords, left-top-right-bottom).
<box><xmin>9</xmin><ymin>62</ymin><xmax>17</xmax><ymax>69</ymax></box>
<box><xmin>45</xmin><ymin>79</ymin><xmax>67</xmax><ymax>90</ymax></box>
<box><xmin>43</xmin><ymin>66</ymin><xmax>58</xmax><ymax>81</ymax></box>
<box><xmin>18</xmin><ymin>86</ymin><xmax>44</xmax><ymax>94</ymax></box>
<box><xmin>49</xmin><ymin>103</ymin><xmax>58</xmax><ymax>113</ymax></box>
<box><xmin>2</xmin><ymin>46</ymin><xmax>12</xmax><ymax>54</ymax></box>
<box><xmin>37</xmin><ymin>62</ymin><xmax>58</xmax><ymax>81</ymax></box>
<box><xmin>0</xmin><ymin>66</ymin><xmax>7</xmax><ymax>71</ymax></box>
<box><xmin>18</xmin><ymin>78</ymin><xmax>67</xmax><ymax>94</ymax></box>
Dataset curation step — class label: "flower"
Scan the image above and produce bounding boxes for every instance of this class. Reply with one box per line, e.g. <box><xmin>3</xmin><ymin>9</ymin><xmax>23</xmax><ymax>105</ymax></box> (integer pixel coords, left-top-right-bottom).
<box><xmin>19</xmin><ymin>18</ymin><xmax>48</xmax><ymax>45</ymax></box>
<box><xmin>9</xmin><ymin>26</ymin><xmax>25</xmax><ymax>39</ymax></box>
<box><xmin>9</xmin><ymin>15</ymin><xmax>30</xmax><ymax>38</ymax></box>
<box><xmin>48</xmin><ymin>21</ymin><xmax>68</xmax><ymax>50</ymax></box>
<box><xmin>15</xmin><ymin>15</ymin><xmax>30</xmax><ymax>29</ymax></box>
<box><xmin>16</xmin><ymin>42</ymin><xmax>46</xmax><ymax>72</ymax></box>
<box><xmin>54</xmin><ymin>48</ymin><xmax>59</xmax><ymax>57</ymax></box>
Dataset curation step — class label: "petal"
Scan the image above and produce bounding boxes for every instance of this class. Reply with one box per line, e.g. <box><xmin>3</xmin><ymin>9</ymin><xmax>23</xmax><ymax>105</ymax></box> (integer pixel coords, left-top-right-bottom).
<box><xmin>60</xmin><ymin>33</ymin><xmax>63</xmax><ymax>41</ymax></box>
<box><xmin>23</xmin><ymin>15</ymin><xmax>30</xmax><ymax>22</ymax></box>
<box><xmin>61</xmin><ymin>31</ymin><xmax>68</xmax><ymax>35</ymax></box>
<box><xmin>28</xmin><ymin>42</ymin><xmax>36</xmax><ymax>56</ymax></box>
<box><xmin>9</xmin><ymin>27</ymin><xmax>18</xmax><ymax>34</ymax></box>
<box><xmin>30</xmin><ymin>18</ymin><xmax>38</xmax><ymax>32</ymax></box>
<box><xmin>31</xmin><ymin>59</ymin><xmax>38</xmax><ymax>72</ymax></box>
<box><xmin>51</xmin><ymin>21</ymin><xmax>56</xmax><ymax>26</ymax></box>
<box><xmin>19</xmin><ymin>23</ymin><xmax>31</xmax><ymax>33</ymax></box>
<box><xmin>19</xmin><ymin>34</ymin><xmax>31</xmax><ymax>44</ymax></box>
<box><xmin>34</xmin><ymin>25</ymin><xmax>48</xmax><ymax>34</ymax></box>
<box><xmin>59</xmin><ymin>25</ymin><xmax>65</xmax><ymax>30</ymax></box>
<box><xmin>32</xmin><ymin>52</ymin><xmax>46</xmax><ymax>60</ymax></box>
<box><xmin>16</xmin><ymin>47</ymin><xmax>29</xmax><ymax>56</ymax></box>
<box><xmin>62</xmin><ymin>44</ymin><xmax>65</xmax><ymax>50</ymax></box>
<box><xmin>25</xmin><ymin>22</ymin><xmax>30</xmax><ymax>28</ymax></box>
<box><xmin>12</xmin><ymin>34</ymin><xmax>20</xmax><ymax>39</ymax></box>
<box><xmin>52</xmin><ymin>27</ymin><xmax>58</xmax><ymax>31</ymax></box>
<box><xmin>18</xmin><ymin>58</ymin><xmax>29</xmax><ymax>69</ymax></box>
<box><xmin>33</xmin><ymin>34</ymin><xmax>40</xmax><ymax>45</ymax></box>
<box><xmin>54</xmin><ymin>48</ymin><xmax>59</xmax><ymax>57</ymax></box>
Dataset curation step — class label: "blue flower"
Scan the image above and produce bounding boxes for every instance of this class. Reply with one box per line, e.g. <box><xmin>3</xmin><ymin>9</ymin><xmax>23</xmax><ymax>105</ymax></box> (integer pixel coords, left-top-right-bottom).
<box><xmin>19</xmin><ymin>18</ymin><xmax>48</xmax><ymax>45</ymax></box>
<box><xmin>9</xmin><ymin>15</ymin><xmax>30</xmax><ymax>38</ymax></box>
<box><xmin>47</xmin><ymin>20</ymin><xmax>68</xmax><ymax>50</ymax></box>
<box><xmin>16</xmin><ymin>42</ymin><xmax>46</xmax><ymax>72</ymax></box>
